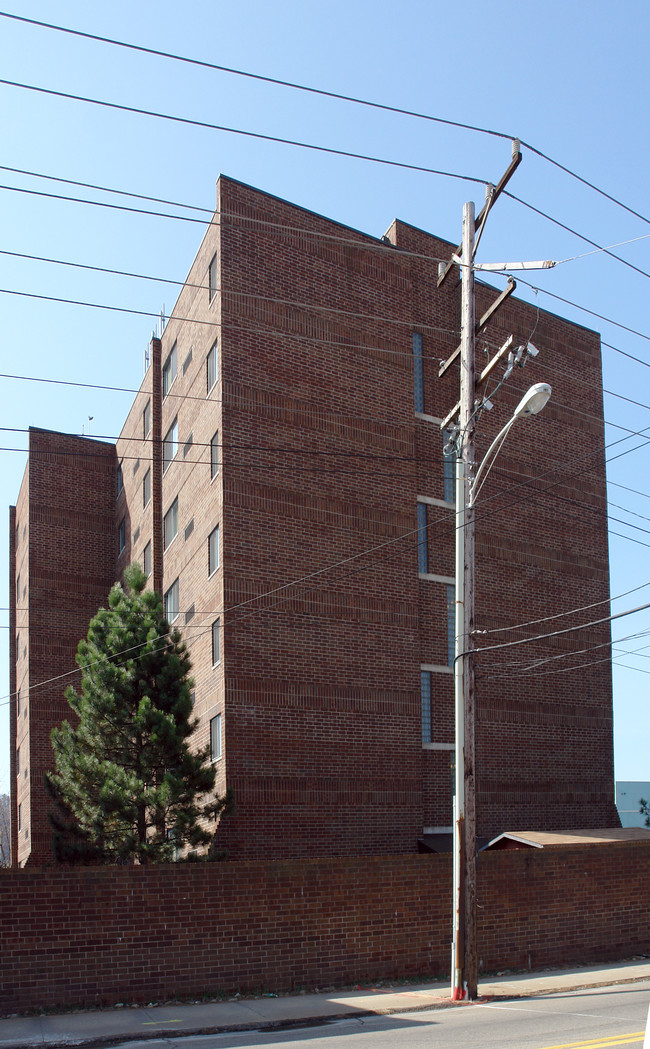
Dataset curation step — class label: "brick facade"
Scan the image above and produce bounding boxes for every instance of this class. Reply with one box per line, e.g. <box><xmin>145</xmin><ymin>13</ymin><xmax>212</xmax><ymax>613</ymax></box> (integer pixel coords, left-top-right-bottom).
<box><xmin>9</xmin><ymin>176</ymin><xmax>619</xmax><ymax>865</ymax></box>
<box><xmin>1</xmin><ymin>843</ymin><xmax>648</xmax><ymax>1013</ymax></box>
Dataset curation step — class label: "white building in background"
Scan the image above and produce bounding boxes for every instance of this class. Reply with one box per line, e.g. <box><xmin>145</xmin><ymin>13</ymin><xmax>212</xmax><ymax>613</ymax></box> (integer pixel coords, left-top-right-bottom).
<box><xmin>616</xmin><ymin>782</ymin><xmax>650</xmax><ymax>827</ymax></box>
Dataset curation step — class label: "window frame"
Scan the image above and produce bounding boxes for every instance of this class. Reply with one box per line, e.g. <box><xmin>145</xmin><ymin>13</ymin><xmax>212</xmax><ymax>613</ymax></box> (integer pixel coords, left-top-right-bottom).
<box><xmin>118</xmin><ymin>517</ymin><xmax>126</xmax><ymax>555</ymax></box>
<box><xmin>162</xmin><ymin>342</ymin><xmax>178</xmax><ymax>398</ymax></box>
<box><xmin>208</xmin><ymin>525</ymin><xmax>220</xmax><ymax>576</ymax></box>
<box><xmin>164</xmin><ymin>578</ymin><xmax>179</xmax><ymax>623</ymax></box>
<box><xmin>210</xmin><ymin>431</ymin><xmax>219</xmax><ymax>480</ymax></box>
<box><xmin>417</xmin><ymin>503</ymin><xmax>428</xmax><ymax>574</ymax></box>
<box><xmin>163</xmin><ymin>418</ymin><xmax>178</xmax><ymax>472</ymax></box>
<box><xmin>207</xmin><ymin>340</ymin><xmax>218</xmax><ymax>393</ymax></box>
<box><xmin>143</xmin><ymin>399</ymin><xmax>151</xmax><ymax>439</ymax></box>
<box><xmin>143</xmin><ymin>540</ymin><xmax>152</xmax><ymax>578</ymax></box>
<box><xmin>163</xmin><ymin>496</ymin><xmax>179</xmax><ymax>551</ymax></box>
<box><xmin>208</xmin><ymin>254</ymin><xmax>217</xmax><ymax>302</ymax></box>
<box><xmin>212</xmin><ymin>619</ymin><xmax>221</xmax><ymax>667</ymax></box>
<box><xmin>142</xmin><ymin>468</ymin><xmax>151</xmax><ymax>508</ymax></box>
<box><xmin>210</xmin><ymin>712</ymin><xmax>222</xmax><ymax>761</ymax></box>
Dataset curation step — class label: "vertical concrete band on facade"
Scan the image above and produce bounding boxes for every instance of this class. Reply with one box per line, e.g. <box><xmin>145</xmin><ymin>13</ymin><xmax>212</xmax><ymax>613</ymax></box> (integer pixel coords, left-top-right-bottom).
<box><xmin>8</xmin><ymin>175</ymin><xmax>619</xmax><ymax>866</ymax></box>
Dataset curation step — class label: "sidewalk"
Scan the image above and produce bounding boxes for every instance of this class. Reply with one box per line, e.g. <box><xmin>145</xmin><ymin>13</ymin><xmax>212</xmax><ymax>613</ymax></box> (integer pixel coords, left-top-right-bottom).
<box><xmin>1</xmin><ymin>959</ymin><xmax>649</xmax><ymax>1049</ymax></box>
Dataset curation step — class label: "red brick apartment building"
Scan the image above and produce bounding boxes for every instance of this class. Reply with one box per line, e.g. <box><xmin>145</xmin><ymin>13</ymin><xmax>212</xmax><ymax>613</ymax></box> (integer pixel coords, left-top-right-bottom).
<box><xmin>9</xmin><ymin>176</ymin><xmax>619</xmax><ymax>866</ymax></box>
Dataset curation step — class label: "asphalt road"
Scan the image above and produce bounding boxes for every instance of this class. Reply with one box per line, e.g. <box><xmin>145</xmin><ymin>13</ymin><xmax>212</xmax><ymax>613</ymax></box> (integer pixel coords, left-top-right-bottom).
<box><xmin>103</xmin><ymin>980</ymin><xmax>650</xmax><ymax>1049</ymax></box>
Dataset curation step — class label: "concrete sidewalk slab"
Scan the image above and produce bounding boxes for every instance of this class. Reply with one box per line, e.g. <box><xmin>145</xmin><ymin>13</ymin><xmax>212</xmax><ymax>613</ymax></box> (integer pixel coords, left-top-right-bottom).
<box><xmin>1</xmin><ymin>959</ymin><xmax>648</xmax><ymax>1049</ymax></box>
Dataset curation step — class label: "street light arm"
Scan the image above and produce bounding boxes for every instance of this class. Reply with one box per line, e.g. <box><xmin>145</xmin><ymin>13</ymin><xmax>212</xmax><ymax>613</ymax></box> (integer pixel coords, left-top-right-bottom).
<box><xmin>468</xmin><ymin>383</ymin><xmax>551</xmax><ymax>507</ymax></box>
<box><xmin>468</xmin><ymin>416</ymin><xmax>517</xmax><ymax>507</ymax></box>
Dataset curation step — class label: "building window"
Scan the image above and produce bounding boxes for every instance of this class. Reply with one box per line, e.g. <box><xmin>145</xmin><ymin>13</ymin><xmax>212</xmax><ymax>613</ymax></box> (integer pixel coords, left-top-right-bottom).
<box><xmin>210</xmin><ymin>713</ymin><xmax>222</xmax><ymax>761</ymax></box>
<box><xmin>207</xmin><ymin>341</ymin><xmax>218</xmax><ymax>393</ymax></box>
<box><xmin>182</xmin><ymin>347</ymin><xmax>193</xmax><ymax>375</ymax></box>
<box><xmin>186</xmin><ymin>603</ymin><xmax>195</xmax><ymax>623</ymax></box>
<box><xmin>443</xmin><ymin>430</ymin><xmax>456</xmax><ymax>504</ymax></box>
<box><xmin>118</xmin><ymin>518</ymin><xmax>126</xmax><ymax>555</ymax></box>
<box><xmin>413</xmin><ymin>332</ymin><xmax>424</xmax><ymax>413</ymax></box>
<box><xmin>16</xmin><ymin>689</ymin><xmax>20</xmax><ymax>717</ymax></box>
<box><xmin>211</xmin><ymin>431</ymin><xmax>219</xmax><ymax>479</ymax></box>
<box><xmin>208</xmin><ymin>525</ymin><xmax>220</xmax><ymax>576</ymax></box>
<box><xmin>16</xmin><ymin>745</ymin><xmax>20</xmax><ymax>776</ymax></box>
<box><xmin>421</xmin><ymin>670</ymin><xmax>432</xmax><ymax>745</ymax></box>
<box><xmin>143</xmin><ymin>541</ymin><xmax>152</xmax><ymax>578</ymax></box>
<box><xmin>447</xmin><ymin>585</ymin><xmax>455</xmax><ymax>667</ymax></box>
<box><xmin>184</xmin><ymin>518</ymin><xmax>194</xmax><ymax>541</ymax></box>
<box><xmin>163</xmin><ymin>418</ymin><xmax>178</xmax><ymax>472</ymax></box>
<box><xmin>16</xmin><ymin>573</ymin><xmax>20</xmax><ymax>603</ymax></box>
<box><xmin>163</xmin><ymin>497</ymin><xmax>179</xmax><ymax>550</ymax></box>
<box><xmin>18</xmin><ymin>803</ymin><xmax>21</xmax><ymax>832</ymax></box>
<box><xmin>142</xmin><ymin>468</ymin><xmax>151</xmax><ymax>508</ymax></box>
<box><xmin>143</xmin><ymin>399</ymin><xmax>151</xmax><ymax>439</ymax></box>
<box><xmin>417</xmin><ymin>503</ymin><xmax>428</xmax><ymax>574</ymax></box>
<box><xmin>183</xmin><ymin>433</ymin><xmax>193</xmax><ymax>458</ymax></box>
<box><xmin>208</xmin><ymin>254</ymin><xmax>217</xmax><ymax>301</ymax></box>
<box><xmin>212</xmin><ymin>619</ymin><xmax>221</xmax><ymax>666</ymax></box>
<box><xmin>163</xmin><ymin>343</ymin><xmax>177</xmax><ymax>398</ymax></box>
<box><xmin>116</xmin><ymin>463</ymin><xmax>123</xmax><ymax>495</ymax></box>
<box><xmin>164</xmin><ymin>578</ymin><xmax>179</xmax><ymax>623</ymax></box>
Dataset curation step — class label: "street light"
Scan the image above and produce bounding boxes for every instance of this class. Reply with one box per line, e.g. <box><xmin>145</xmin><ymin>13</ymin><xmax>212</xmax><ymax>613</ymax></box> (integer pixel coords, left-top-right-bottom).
<box><xmin>451</xmin><ymin>379</ymin><xmax>551</xmax><ymax>1001</ymax></box>
<box><xmin>469</xmin><ymin>383</ymin><xmax>551</xmax><ymax>507</ymax></box>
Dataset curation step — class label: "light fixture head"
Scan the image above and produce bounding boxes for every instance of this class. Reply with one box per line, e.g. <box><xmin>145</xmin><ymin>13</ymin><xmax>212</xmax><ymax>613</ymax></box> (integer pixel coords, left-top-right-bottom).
<box><xmin>513</xmin><ymin>382</ymin><xmax>551</xmax><ymax>419</ymax></box>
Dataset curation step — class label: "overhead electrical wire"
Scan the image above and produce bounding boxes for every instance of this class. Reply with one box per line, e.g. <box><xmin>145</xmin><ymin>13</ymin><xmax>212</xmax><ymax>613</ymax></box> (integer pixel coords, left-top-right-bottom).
<box><xmin>1</xmin><ymin>9</ymin><xmax>648</xmax><ymax>229</ymax></box>
<box><xmin>0</xmin><ymin>78</ymin><xmax>487</xmax><ymax>185</ymax></box>
<box><xmin>6</xmin><ymin>419</ymin><xmax>650</xmax><ymax>706</ymax></box>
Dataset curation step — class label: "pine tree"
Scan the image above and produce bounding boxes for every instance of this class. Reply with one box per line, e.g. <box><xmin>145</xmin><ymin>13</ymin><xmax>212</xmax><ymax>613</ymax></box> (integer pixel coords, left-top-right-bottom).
<box><xmin>46</xmin><ymin>564</ymin><xmax>230</xmax><ymax>864</ymax></box>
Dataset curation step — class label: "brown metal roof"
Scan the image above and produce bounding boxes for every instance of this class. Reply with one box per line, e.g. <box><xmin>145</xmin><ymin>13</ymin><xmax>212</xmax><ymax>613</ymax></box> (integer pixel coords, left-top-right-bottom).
<box><xmin>483</xmin><ymin>827</ymin><xmax>650</xmax><ymax>850</ymax></box>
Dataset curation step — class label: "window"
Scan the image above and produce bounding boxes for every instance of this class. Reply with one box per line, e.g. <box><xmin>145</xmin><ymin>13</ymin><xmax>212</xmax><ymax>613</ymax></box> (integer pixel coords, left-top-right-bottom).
<box><xmin>446</xmin><ymin>585</ymin><xmax>455</xmax><ymax>667</ymax></box>
<box><xmin>143</xmin><ymin>399</ymin><xmax>151</xmax><ymax>439</ymax></box>
<box><xmin>16</xmin><ymin>689</ymin><xmax>20</xmax><ymax>717</ymax></box>
<box><xmin>211</xmin><ymin>431</ymin><xmax>219</xmax><ymax>480</ymax></box>
<box><xmin>133</xmin><ymin>457</ymin><xmax>140</xmax><ymax>475</ymax></box>
<box><xmin>163</xmin><ymin>418</ymin><xmax>178</xmax><ymax>472</ymax></box>
<box><xmin>16</xmin><ymin>573</ymin><xmax>20</xmax><ymax>603</ymax></box>
<box><xmin>118</xmin><ymin>518</ymin><xmax>126</xmax><ymax>555</ymax></box>
<box><xmin>443</xmin><ymin>430</ymin><xmax>456</xmax><ymax>504</ymax></box>
<box><xmin>164</xmin><ymin>578</ymin><xmax>179</xmax><ymax>622</ymax></box>
<box><xmin>210</xmin><ymin>713</ymin><xmax>222</xmax><ymax>761</ymax></box>
<box><xmin>417</xmin><ymin>503</ymin><xmax>428</xmax><ymax>574</ymax></box>
<box><xmin>116</xmin><ymin>463</ymin><xmax>123</xmax><ymax>495</ymax></box>
<box><xmin>186</xmin><ymin>603</ymin><xmax>195</xmax><ymax>623</ymax></box>
<box><xmin>208</xmin><ymin>254</ymin><xmax>217</xmax><ymax>301</ymax></box>
<box><xmin>16</xmin><ymin>745</ymin><xmax>20</xmax><ymax>776</ymax></box>
<box><xmin>413</xmin><ymin>332</ymin><xmax>424</xmax><ymax>413</ymax></box>
<box><xmin>184</xmin><ymin>518</ymin><xmax>194</xmax><ymax>541</ymax></box>
<box><xmin>18</xmin><ymin>803</ymin><xmax>21</xmax><ymax>832</ymax></box>
<box><xmin>207</xmin><ymin>340</ymin><xmax>218</xmax><ymax>392</ymax></box>
<box><xmin>163</xmin><ymin>497</ymin><xmax>178</xmax><ymax>550</ymax></box>
<box><xmin>421</xmin><ymin>670</ymin><xmax>432</xmax><ymax>746</ymax></box>
<box><xmin>133</xmin><ymin>526</ymin><xmax>140</xmax><ymax>546</ymax></box>
<box><xmin>183</xmin><ymin>433</ymin><xmax>193</xmax><ymax>458</ymax></box>
<box><xmin>143</xmin><ymin>541</ymin><xmax>152</xmax><ymax>578</ymax></box>
<box><xmin>162</xmin><ymin>342</ymin><xmax>177</xmax><ymax>397</ymax></box>
<box><xmin>212</xmin><ymin>619</ymin><xmax>221</xmax><ymax>666</ymax></box>
<box><xmin>208</xmin><ymin>525</ymin><xmax>220</xmax><ymax>576</ymax></box>
<box><xmin>142</xmin><ymin>468</ymin><xmax>151</xmax><ymax>508</ymax></box>
<box><xmin>182</xmin><ymin>348</ymin><xmax>193</xmax><ymax>375</ymax></box>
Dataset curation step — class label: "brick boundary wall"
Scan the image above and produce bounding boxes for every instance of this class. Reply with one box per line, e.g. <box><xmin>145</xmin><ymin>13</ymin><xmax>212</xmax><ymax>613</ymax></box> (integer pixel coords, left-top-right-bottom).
<box><xmin>1</xmin><ymin>843</ymin><xmax>648</xmax><ymax>1014</ymax></box>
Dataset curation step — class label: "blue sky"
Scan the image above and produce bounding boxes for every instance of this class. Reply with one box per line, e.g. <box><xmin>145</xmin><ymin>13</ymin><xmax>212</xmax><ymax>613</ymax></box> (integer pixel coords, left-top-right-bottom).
<box><xmin>1</xmin><ymin>0</ymin><xmax>649</xmax><ymax>796</ymax></box>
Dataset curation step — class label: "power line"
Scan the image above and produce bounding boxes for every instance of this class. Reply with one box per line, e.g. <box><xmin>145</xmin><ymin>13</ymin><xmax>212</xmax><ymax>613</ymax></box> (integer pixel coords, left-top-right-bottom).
<box><xmin>2</xmin><ymin>10</ymin><xmax>647</xmax><ymax>229</ymax></box>
<box><xmin>0</xmin><ymin>78</ymin><xmax>487</xmax><ymax>185</ymax></box>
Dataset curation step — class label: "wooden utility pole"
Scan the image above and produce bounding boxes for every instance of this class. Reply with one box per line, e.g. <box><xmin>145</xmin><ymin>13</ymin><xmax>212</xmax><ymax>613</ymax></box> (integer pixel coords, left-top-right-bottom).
<box><xmin>451</xmin><ymin>201</ymin><xmax>478</xmax><ymax>1001</ymax></box>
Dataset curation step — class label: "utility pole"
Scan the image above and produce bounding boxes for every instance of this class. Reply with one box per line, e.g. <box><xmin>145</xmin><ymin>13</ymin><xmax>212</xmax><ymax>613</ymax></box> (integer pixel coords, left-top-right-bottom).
<box><xmin>441</xmin><ymin>143</ymin><xmax>555</xmax><ymax>1001</ymax></box>
<box><xmin>451</xmin><ymin>201</ymin><xmax>477</xmax><ymax>1001</ymax></box>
